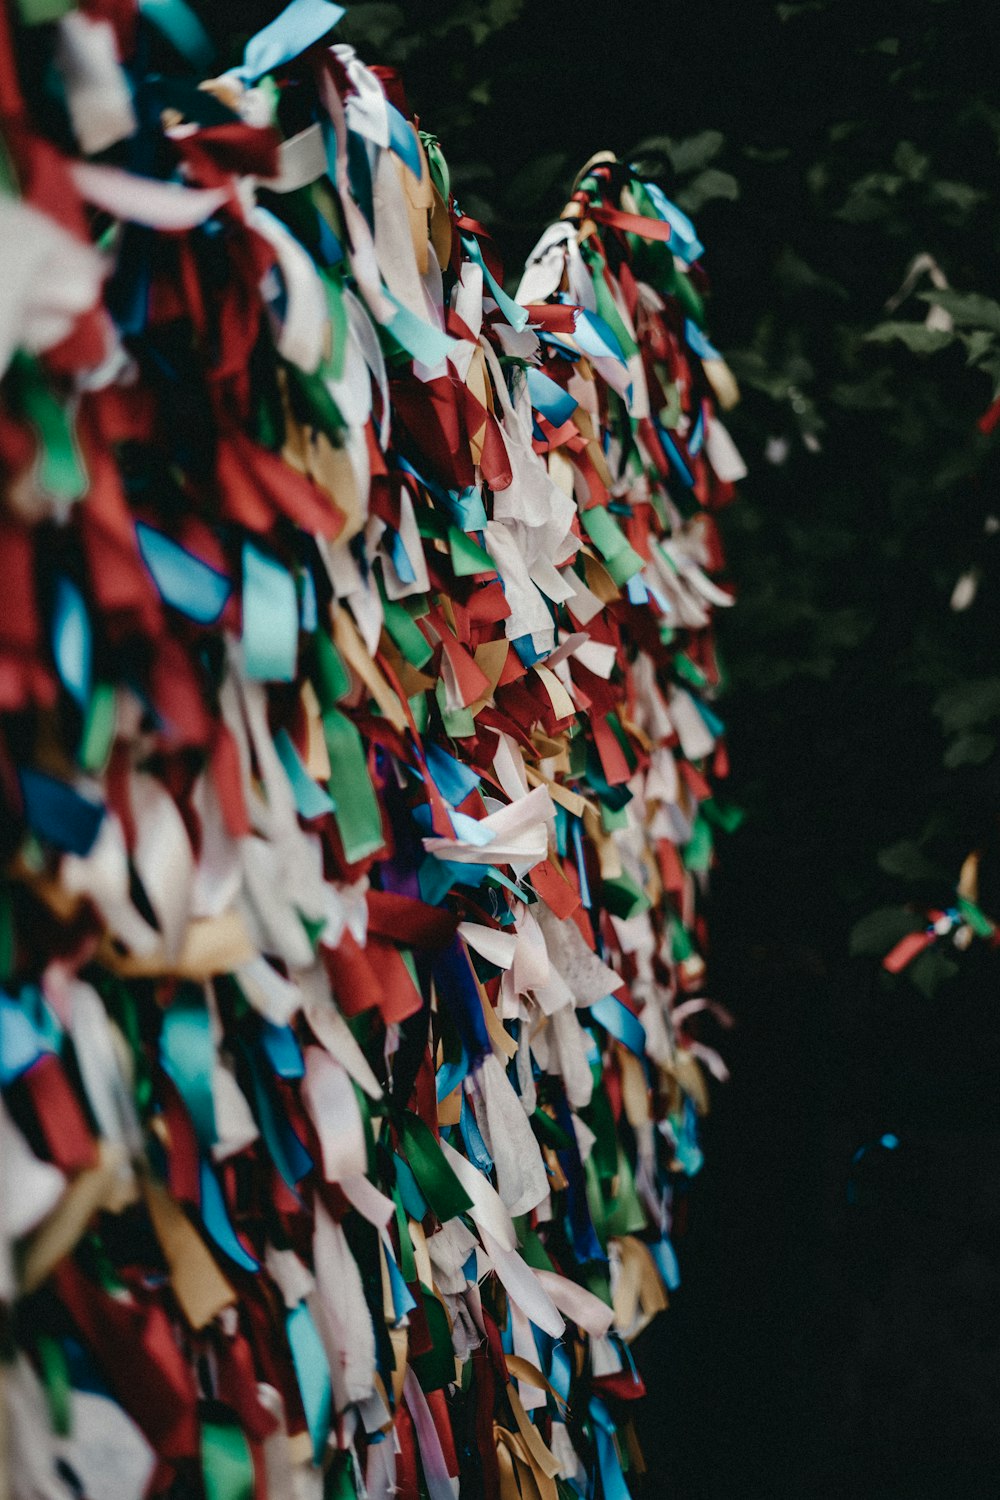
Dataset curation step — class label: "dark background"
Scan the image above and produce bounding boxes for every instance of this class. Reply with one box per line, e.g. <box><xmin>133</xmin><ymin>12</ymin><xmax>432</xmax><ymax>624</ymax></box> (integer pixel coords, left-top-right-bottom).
<box><xmin>331</xmin><ymin>1</ymin><xmax>1000</xmax><ymax>1492</ymax></box>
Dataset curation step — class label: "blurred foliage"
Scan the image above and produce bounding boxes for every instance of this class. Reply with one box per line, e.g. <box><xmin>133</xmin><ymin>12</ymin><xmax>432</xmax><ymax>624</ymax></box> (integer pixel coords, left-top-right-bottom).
<box><xmin>342</xmin><ymin>0</ymin><xmax>1000</xmax><ymax>991</ymax></box>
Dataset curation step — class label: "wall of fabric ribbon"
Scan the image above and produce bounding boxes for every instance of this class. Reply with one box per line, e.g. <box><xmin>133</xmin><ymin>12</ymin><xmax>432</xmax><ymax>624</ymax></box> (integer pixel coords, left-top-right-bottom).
<box><xmin>0</xmin><ymin>2</ymin><xmax>748</xmax><ymax>1496</ymax></box>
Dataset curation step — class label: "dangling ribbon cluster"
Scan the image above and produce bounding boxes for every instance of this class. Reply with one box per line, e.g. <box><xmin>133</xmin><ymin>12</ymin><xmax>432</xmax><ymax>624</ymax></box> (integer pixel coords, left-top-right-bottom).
<box><xmin>881</xmin><ymin>850</ymin><xmax>998</xmax><ymax>975</ymax></box>
<box><xmin>0</xmin><ymin>3</ymin><xmax>744</xmax><ymax>1497</ymax></box>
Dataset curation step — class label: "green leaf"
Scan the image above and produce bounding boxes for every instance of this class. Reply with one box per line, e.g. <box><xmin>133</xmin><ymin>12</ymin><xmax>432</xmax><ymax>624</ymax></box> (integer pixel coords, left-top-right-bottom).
<box><xmin>776</xmin><ymin>2</ymin><xmax>825</xmax><ymax>21</ymax></box>
<box><xmin>835</xmin><ymin>172</ymin><xmax>904</xmax><ymax>223</ymax></box>
<box><xmin>433</xmin><ymin>0</ymin><xmax>526</xmax><ymax>44</ymax></box>
<box><xmin>876</xmin><ymin>840</ymin><xmax>941</xmax><ymax>882</ymax></box>
<box><xmin>668</xmin><ymin>130</ymin><xmax>725</xmax><ymax>176</ymax></box>
<box><xmin>960</xmin><ymin>329</ymin><xmax>997</xmax><ymax>367</ymax></box>
<box><xmin>333</xmin><ymin>1</ymin><xmax>405</xmax><ymax>48</ymax></box>
<box><xmin>916</xmin><ymin>290</ymin><xmax>1000</xmax><ymax>333</ymax></box>
<box><xmin>933</xmin><ymin>678</ymin><xmax>1000</xmax><ymax>732</ymax></box>
<box><xmin>773</xmin><ymin>246</ymin><xmax>849</xmax><ymax>301</ymax></box>
<box><xmin>849</xmin><ymin>906</ymin><xmax>923</xmax><ymax>958</ymax></box>
<box><xmin>943</xmin><ymin>731</ymin><xmax>995</xmax><ymax>768</ymax></box>
<box><xmin>906</xmin><ymin>946</ymin><xmax>960</xmax><ymax>999</ymax></box>
<box><xmin>892</xmin><ymin>140</ymin><xmax>928</xmax><ymax>179</ymax></box>
<box><xmin>927</xmin><ymin>180</ymin><xmax>988</xmax><ymax>217</ymax></box>
<box><xmin>864</xmin><ymin>321</ymin><xmax>955</xmax><ymax>354</ymax></box>
<box><xmin>675</xmin><ymin>168</ymin><xmax>739</xmax><ymax>214</ymax></box>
